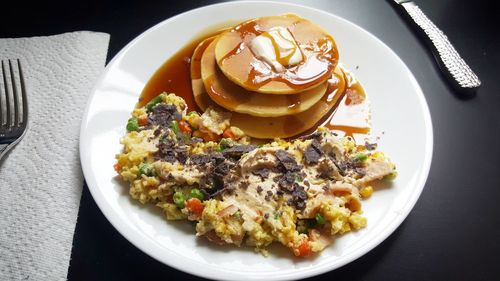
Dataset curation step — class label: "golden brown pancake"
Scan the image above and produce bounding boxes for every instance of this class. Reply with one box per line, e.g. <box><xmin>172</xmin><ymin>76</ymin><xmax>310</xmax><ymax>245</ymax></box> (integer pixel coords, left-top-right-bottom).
<box><xmin>231</xmin><ymin>68</ymin><xmax>346</xmax><ymax>138</ymax></box>
<box><xmin>215</xmin><ymin>14</ymin><xmax>339</xmax><ymax>95</ymax></box>
<box><xmin>191</xmin><ymin>36</ymin><xmax>217</xmax><ymax>111</ymax></box>
<box><xmin>192</xmin><ymin>58</ymin><xmax>347</xmax><ymax>138</ymax></box>
<box><xmin>200</xmin><ymin>38</ymin><xmax>327</xmax><ymax>117</ymax></box>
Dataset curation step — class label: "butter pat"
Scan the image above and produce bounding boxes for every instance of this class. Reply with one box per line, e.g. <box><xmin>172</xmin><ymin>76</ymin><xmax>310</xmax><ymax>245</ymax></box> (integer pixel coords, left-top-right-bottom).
<box><xmin>250</xmin><ymin>26</ymin><xmax>303</xmax><ymax>72</ymax></box>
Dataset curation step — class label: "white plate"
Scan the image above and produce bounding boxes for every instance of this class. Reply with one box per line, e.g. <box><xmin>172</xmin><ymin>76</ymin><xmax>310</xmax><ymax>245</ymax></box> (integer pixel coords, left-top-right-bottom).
<box><xmin>80</xmin><ymin>2</ymin><xmax>433</xmax><ymax>280</ymax></box>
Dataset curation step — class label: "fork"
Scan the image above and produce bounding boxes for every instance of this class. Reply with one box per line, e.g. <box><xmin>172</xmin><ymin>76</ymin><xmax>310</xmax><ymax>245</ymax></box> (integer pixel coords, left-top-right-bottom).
<box><xmin>0</xmin><ymin>59</ymin><xmax>28</xmax><ymax>161</ymax></box>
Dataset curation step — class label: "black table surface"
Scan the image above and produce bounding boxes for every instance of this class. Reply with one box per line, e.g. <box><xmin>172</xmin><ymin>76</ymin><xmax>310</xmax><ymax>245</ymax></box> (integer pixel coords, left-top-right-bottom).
<box><xmin>2</xmin><ymin>0</ymin><xmax>499</xmax><ymax>280</ymax></box>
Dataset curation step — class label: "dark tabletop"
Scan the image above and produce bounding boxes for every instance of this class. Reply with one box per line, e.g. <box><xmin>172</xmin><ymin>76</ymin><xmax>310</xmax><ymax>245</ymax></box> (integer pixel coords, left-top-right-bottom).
<box><xmin>2</xmin><ymin>0</ymin><xmax>499</xmax><ymax>280</ymax></box>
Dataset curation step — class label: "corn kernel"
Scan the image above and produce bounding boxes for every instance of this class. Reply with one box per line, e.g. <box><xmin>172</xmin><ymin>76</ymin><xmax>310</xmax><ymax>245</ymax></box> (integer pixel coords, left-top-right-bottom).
<box><xmin>360</xmin><ymin>186</ymin><xmax>373</xmax><ymax>198</ymax></box>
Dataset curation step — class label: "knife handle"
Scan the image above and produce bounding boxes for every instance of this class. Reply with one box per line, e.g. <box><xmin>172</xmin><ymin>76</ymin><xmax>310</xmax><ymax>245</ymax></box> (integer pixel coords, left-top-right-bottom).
<box><xmin>397</xmin><ymin>1</ymin><xmax>481</xmax><ymax>92</ymax></box>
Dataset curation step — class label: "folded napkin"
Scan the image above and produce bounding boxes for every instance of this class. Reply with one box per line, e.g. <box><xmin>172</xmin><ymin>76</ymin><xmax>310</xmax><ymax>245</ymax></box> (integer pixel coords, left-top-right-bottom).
<box><xmin>0</xmin><ymin>32</ymin><xmax>109</xmax><ymax>281</ymax></box>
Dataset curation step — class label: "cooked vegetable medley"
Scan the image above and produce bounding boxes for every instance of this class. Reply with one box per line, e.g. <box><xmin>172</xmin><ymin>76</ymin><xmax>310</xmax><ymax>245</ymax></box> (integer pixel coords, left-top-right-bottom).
<box><xmin>115</xmin><ymin>93</ymin><xmax>396</xmax><ymax>257</ymax></box>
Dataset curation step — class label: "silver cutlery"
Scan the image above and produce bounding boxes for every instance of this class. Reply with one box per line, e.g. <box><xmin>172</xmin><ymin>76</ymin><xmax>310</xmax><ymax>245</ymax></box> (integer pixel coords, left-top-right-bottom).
<box><xmin>0</xmin><ymin>59</ymin><xmax>28</xmax><ymax>161</ymax></box>
<box><xmin>390</xmin><ymin>0</ymin><xmax>481</xmax><ymax>93</ymax></box>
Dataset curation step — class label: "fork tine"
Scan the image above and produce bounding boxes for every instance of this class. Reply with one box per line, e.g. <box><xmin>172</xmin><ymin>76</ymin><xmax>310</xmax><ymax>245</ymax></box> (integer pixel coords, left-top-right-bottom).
<box><xmin>1</xmin><ymin>61</ymin><xmax>11</xmax><ymax>128</ymax></box>
<box><xmin>17</xmin><ymin>59</ymin><xmax>28</xmax><ymax>126</ymax></box>
<box><xmin>9</xmin><ymin>60</ymin><xmax>20</xmax><ymax>127</ymax></box>
<box><xmin>0</xmin><ymin>62</ymin><xmax>4</xmax><ymax>126</ymax></box>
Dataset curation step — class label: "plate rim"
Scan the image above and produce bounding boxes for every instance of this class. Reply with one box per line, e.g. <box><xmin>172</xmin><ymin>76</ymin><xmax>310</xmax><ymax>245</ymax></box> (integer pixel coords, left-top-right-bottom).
<box><xmin>79</xmin><ymin>1</ymin><xmax>433</xmax><ymax>280</ymax></box>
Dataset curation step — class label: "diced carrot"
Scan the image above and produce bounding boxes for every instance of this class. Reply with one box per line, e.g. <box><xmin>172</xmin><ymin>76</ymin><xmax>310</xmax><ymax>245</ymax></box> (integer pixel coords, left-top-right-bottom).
<box><xmin>186</xmin><ymin>198</ymin><xmax>204</xmax><ymax>215</ymax></box>
<box><xmin>179</xmin><ymin>120</ymin><xmax>192</xmax><ymax>133</ymax></box>
<box><xmin>222</xmin><ymin>128</ymin><xmax>235</xmax><ymax>140</ymax></box>
<box><xmin>113</xmin><ymin>162</ymin><xmax>122</xmax><ymax>173</ymax></box>
<box><xmin>293</xmin><ymin>240</ymin><xmax>311</xmax><ymax>257</ymax></box>
<box><xmin>138</xmin><ymin>115</ymin><xmax>149</xmax><ymax>126</ymax></box>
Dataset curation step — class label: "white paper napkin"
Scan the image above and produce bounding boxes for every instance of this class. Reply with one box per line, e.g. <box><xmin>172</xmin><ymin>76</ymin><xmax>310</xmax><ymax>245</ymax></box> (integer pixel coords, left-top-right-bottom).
<box><xmin>0</xmin><ymin>31</ymin><xmax>110</xmax><ymax>281</ymax></box>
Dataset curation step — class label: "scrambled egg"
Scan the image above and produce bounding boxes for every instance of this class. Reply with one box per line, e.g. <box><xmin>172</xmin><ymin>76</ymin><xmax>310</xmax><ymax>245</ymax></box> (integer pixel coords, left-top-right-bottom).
<box><xmin>115</xmin><ymin>93</ymin><xmax>396</xmax><ymax>257</ymax></box>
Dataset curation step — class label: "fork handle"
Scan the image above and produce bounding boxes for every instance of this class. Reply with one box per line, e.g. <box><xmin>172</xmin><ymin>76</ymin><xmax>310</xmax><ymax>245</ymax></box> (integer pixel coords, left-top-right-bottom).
<box><xmin>394</xmin><ymin>1</ymin><xmax>481</xmax><ymax>93</ymax></box>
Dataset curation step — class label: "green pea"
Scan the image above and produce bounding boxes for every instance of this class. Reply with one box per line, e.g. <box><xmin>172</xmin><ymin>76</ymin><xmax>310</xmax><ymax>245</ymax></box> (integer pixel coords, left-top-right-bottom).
<box><xmin>219</xmin><ymin>138</ymin><xmax>231</xmax><ymax>150</ymax></box>
<box><xmin>173</xmin><ymin>191</ymin><xmax>186</xmax><ymax>209</ymax></box>
<box><xmin>145</xmin><ymin>93</ymin><xmax>166</xmax><ymax>111</ymax></box>
<box><xmin>170</xmin><ymin>120</ymin><xmax>180</xmax><ymax>134</ymax></box>
<box><xmin>315</xmin><ymin>213</ymin><xmax>326</xmax><ymax>225</ymax></box>
<box><xmin>126</xmin><ymin>117</ymin><xmax>139</xmax><ymax>132</ymax></box>
<box><xmin>187</xmin><ymin>111</ymin><xmax>199</xmax><ymax>116</ymax></box>
<box><xmin>138</xmin><ymin>163</ymin><xmax>155</xmax><ymax>176</ymax></box>
<box><xmin>353</xmin><ymin>153</ymin><xmax>368</xmax><ymax>162</ymax></box>
<box><xmin>189</xmin><ymin>188</ymin><xmax>204</xmax><ymax>200</ymax></box>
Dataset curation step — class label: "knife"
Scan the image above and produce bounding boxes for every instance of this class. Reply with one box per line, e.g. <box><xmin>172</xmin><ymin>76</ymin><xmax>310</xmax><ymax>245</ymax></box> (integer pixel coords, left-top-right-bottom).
<box><xmin>389</xmin><ymin>0</ymin><xmax>481</xmax><ymax>93</ymax></box>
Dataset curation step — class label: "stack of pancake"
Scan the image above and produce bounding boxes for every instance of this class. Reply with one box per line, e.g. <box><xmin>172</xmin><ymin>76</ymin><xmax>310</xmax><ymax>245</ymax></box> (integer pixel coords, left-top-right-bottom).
<box><xmin>190</xmin><ymin>14</ymin><xmax>348</xmax><ymax>139</ymax></box>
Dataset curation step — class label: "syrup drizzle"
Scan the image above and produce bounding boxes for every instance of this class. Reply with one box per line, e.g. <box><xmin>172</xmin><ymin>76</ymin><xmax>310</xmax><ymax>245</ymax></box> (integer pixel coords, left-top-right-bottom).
<box><xmin>217</xmin><ymin>16</ymin><xmax>338</xmax><ymax>92</ymax></box>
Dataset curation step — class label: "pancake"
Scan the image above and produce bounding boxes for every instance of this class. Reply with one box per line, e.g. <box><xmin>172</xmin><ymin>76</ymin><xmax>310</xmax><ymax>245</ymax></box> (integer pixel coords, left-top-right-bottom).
<box><xmin>215</xmin><ymin>14</ymin><xmax>339</xmax><ymax>95</ymax></box>
<box><xmin>191</xmin><ymin>36</ymin><xmax>217</xmax><ymax>111</ymax></box>
<box><xmin>192</xmin><ymin>58</ymin><xmax>347</xmax><ymax>138</ymax></box>
<box><xmin>200</xmin><ymin>38</ymin><xmax>327</xmax><ymax>117</ymax></box>
<box><xmin>231</xmin><ymin>68</ymin><xmax>346</xmax><ymax>139</ymax></box>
